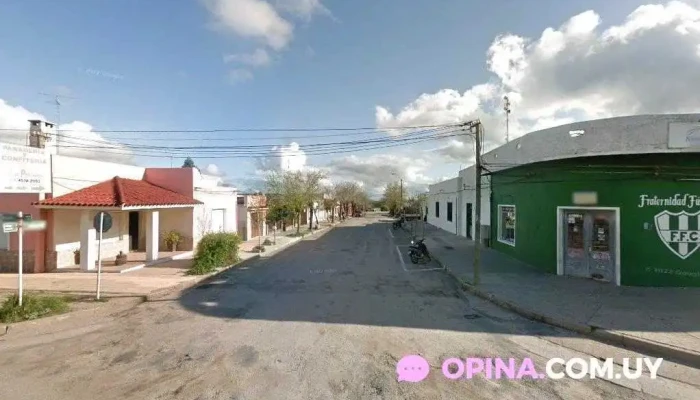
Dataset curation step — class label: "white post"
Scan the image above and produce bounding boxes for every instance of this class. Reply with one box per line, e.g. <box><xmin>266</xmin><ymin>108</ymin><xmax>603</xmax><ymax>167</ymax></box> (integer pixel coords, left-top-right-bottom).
<box><xmin>17</xmin><ymin>211</ymin><xmax>23</xmax><ymax>307</ymax></box>
<box><xmin>96</xmin><ymin>212</ymin><xmax>104</xmax><ymax>300</ymax></box>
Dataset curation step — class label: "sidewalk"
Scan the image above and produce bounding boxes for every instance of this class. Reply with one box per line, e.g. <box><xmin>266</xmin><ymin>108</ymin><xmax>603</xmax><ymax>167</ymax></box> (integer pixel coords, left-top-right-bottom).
<box><xmin>0</xmin><ymin>222</ymin><xmax>340</xmax><ymax>299</ymax></box>
<box><xmin>405</xmin><ymin>221</ymin><xmax>700</xmax><ymax>367</ymax></box>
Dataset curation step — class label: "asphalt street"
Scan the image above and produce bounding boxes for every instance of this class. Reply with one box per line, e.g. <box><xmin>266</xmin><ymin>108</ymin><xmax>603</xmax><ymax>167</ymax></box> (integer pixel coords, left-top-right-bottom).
<box><xmin>0</xmin><ymin>214</ymin><xmax>686</xmax><ymax>400</ymax></box>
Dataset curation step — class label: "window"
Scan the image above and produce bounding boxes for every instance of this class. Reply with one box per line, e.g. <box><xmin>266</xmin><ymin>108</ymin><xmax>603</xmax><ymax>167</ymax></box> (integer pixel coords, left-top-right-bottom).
<box><xmin>237</xmin><ymin>197</ymin><xmax>244</xmax><ymax>205</ymax></box>
<box><xmin>435</xmin><ymin>202</ymin><xmax>440</xmax><ymax>218</ymax></box>
<box><xmin>447</xmin><ymin>202</ymin><xmax>453</xmax><ymax>222</ymax></box>
<box><xmin>498</xmin><ymin>205</ymin><xmax>516</xmax><ymax>246</ymax></box>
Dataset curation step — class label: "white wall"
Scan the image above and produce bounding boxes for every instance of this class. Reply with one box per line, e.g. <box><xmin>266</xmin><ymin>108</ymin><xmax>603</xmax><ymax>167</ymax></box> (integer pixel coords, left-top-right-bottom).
<box><xmin>193</xmin><ymin>189</ymin><xmax>238</xmax><ymax>247</ymax></box>
<box><xmin>159</xmin><ymin>208</ymin><xmax>194</xmax><ymax>250</ymax></box>
<box><xmin>51</xmin><ymin>155</ymin><xmax>145</xmax><ymax>196</ymax></box>
<box><xmin>427</xmin><ymin>178</ymin><xmax>459</xmax><ymax>234</ymax></box>
<box><xmin>53</xmin><ymin>209</ymin><xmax>129</xmax><ymax>268</ymax></box>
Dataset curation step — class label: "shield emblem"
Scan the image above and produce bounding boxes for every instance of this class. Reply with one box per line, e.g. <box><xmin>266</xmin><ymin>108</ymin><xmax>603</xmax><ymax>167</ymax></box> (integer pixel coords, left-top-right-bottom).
<box><xmin>654</xmin><ymin>210</ymin><xmax>700</xmax><ymax>260</ymax></box>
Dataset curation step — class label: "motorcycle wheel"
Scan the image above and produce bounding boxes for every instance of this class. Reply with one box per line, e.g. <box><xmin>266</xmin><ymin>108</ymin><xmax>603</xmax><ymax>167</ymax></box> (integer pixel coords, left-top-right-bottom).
<box><xmin>409</xmin><ymin>253</ymin><xmax>420</xmax><ymax>264</ymax></box>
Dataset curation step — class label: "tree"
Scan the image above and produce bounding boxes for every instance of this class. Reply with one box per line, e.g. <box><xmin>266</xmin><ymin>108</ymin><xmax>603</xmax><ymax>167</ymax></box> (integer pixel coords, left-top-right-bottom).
<box><xmin>265</xmin><ymin>170</ymin><xmax>326</xmax><ymax>234</ymax></box>
<box><xmin>382</xmin><ymin>182</ymin><xmax>403</xmax><ymax>216</ymax></box>
<box><xmin>333</xmin><ymin>181</ymin><xmax>368</xmax><ymax>219</ymax></box>
<box><xmin>182</xmin><ymin>157</ymin><xmax>196</xmax><ymax>168</ymax></box>
<box><xmin>302</xmin><ymin>170</ymin><xmax>326</xmax><ymax>230</ymax></box>
<box><xmin>405</xmin><ymin>193</ymin><xmax>428</xmax><ymax>215</ymax></box>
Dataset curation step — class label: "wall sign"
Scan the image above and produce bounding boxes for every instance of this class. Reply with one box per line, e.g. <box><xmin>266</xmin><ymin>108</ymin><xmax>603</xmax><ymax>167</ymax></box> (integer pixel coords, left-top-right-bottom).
<box><xmin>638</xmin><ymin>194</ymin><xmax>700</xmax><ymax>209</ymax></box>
<box><xmin>654</xmin><ymin>210</ymin><xmax>700</xmax><ymax>260</ymax></box>
<box><xmin>669</xmin><ymin>123</ymin><xmax>700</xmax><ymax>149</ymax></box>
<box><xmin>0</xmin><ymin>143</ymin><xmax>50</xmax><ymax>193</ymax></box>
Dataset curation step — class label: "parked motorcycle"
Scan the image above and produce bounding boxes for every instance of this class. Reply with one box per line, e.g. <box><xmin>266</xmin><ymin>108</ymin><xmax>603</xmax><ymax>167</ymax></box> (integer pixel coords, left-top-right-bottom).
<box><xmin>408</xmin><ymin>238</ymin><xmax>431</xmax><ymax>264</ymax></box>
<box><xmin>392</xmin><ymin>216</ymin><xmax>405</xmax><ymax>230</ymax></box>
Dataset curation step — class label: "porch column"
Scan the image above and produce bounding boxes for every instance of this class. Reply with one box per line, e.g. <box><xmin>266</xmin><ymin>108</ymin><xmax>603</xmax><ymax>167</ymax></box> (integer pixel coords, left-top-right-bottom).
<box><xmin>146</xmin><ymin>210</ymin><xmax>159</xmax><ymax>262</ymax></box>
<box><xmin>80</xmin><ymin>211</ymin><xmax>96</xmax><ymax>271</ymax></box>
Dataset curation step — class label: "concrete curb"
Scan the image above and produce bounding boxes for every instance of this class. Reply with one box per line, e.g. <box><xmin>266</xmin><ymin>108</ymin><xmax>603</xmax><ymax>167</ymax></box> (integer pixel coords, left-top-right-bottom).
<box><xmin>432</xmin><ymin>255</ymin><xmax>700</xmax><ymax>368</ymax></box>
<box><xmin>145</xmin><ymin>223</ymin><xmax>340</xmax><ymax>301</ymax></box>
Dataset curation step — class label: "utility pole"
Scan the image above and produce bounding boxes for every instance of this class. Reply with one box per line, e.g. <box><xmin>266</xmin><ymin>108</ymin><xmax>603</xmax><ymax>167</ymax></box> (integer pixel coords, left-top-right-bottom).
<box><xmin>461</xmin><ymin>119</ymin><xmax>483</xmax><ymax>285</ymax></box>
<box><xmin>39</xmin><ymin>92</ymin><xmax>76</xmax><ymax>154</ymax></box>
<box><xmin>503</xmin><ymin>95</ymin><xmax>511</xmax><ymax>143</ymax></box>
<box><xmin>473</xmin><ymin>121</ymin><xmax>483</xmax><ymax>285</ymax></box>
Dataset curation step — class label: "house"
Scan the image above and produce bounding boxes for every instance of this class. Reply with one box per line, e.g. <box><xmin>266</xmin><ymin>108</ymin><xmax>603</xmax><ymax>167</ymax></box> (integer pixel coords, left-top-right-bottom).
<box><xmin>236</xmin><ymin>193</ymin><xmax>268</xmax><ymax>241</ymax></box>
<box><xmin>0</xmin><ymin>120</ymin><xmax>238</xmax><ymax>273</ymax></box>
<box><xmin>428</xmin><ymin>114</ymin><xmax>700</xmax><ymax>287</ymax></box>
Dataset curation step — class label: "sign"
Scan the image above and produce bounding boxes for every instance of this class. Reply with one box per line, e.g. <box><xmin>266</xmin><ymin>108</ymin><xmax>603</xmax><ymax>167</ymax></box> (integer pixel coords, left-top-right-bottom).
<box><xmin>654</xmin><ymin>210</ymin><xmax>700</xmax><ymax>260</ymax></box>
<box><xmin>23</xmin><ymin>220</ymin><xmax>47</xmax><ymax>231</ymax></box>
<box><xmin>638</xmin><ymin>194</ymin><xmax>700</xmax><ymax>209</ymax></box>
<box><xmin>572</xmin><ymin>191</ymin><xmax>598</xmax><ymax>205</ymax></box>
<box><xmin>2</xmin><ymin>222</ymin><xmax>18</xmax><ymax>233</ymax></box>
<box><xmin>0</xmin><ymin>143</ymin><xmax>50</xmax><ymax>193</ymax></box>
<box><xmin>669</xmin><ymin>123</ymin><xmax>700</xmax><ymax>149</ymax></box>
<box><xmin>93</xmin><ymin>212</ymin><xmax>112</xmax><ymax>233</ymax></box>
<box><xmin>1</xmin><ymin>213</ymin><xmax>32</xmax><ymax>222</ymax></box>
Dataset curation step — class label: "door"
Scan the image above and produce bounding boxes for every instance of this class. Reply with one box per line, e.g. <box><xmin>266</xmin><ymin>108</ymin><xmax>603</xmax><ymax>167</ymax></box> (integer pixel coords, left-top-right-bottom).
<box><xmin>128</xmin><ymin>212</ymin><xmax>139</xmax><ymax>251</ymax></box>
<box><xmin>589</xmin><ymin>211</ymin><xmax>615</xmax><ymax>282</ymax></box>
<box><xmin>211</xmin><ymin>209</ymin><xmax>225</xmax><ymax>232</ymax></box>
<box><xmin>466</xmin><ymin>203</ymin><xmax>473</xmax><ymax>239</ymax></box>
<box><xmin>562</xmin><ymin>210</ymin><xmax>616</xmax><ymax>283</ymax></box>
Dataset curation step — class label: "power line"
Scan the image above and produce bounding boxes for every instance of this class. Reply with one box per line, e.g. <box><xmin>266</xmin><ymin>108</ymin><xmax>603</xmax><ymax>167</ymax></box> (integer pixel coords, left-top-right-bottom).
<box><xmin>50</xmin><ymin>129</ymin><xmax>469</xmax><ymax>159</ymax></box>
<box><xmin>0</xmin><ymin>122</ymin><xmax>461</xmax><ymax>134</ymax></box>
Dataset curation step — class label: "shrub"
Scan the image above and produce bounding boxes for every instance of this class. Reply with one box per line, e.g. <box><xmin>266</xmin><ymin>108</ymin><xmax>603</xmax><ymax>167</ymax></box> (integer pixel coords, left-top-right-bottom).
<box><xmin>0</xmin><ymin>294</ymin><xmax>71</xmax><ymax>323</ymax></box>
<box><xmin>262</xmin><ymin>238</ymin><xmax>273</xmax><ymax>246</ymax></box>
<box><xmin>252</xmin><ymin>245</ymin><xmax>266</xmax><ymax>253</ymax></box>
<box><xmin>188</xmin><ymin>232</ymin><xmax>242</xmax><ymax>275</ymax></box>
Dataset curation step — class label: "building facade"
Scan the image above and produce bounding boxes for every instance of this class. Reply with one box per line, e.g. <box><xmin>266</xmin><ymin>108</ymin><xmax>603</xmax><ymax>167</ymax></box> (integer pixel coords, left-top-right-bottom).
<box><xmin>0</xmin><ymin>121</ymin><xmax>239</xmax><ymax>273</ymax></box>
<box><xmin>428</xmin><ymin>114</ymin><xmax>700</xmax><ymax>287</ymax></box>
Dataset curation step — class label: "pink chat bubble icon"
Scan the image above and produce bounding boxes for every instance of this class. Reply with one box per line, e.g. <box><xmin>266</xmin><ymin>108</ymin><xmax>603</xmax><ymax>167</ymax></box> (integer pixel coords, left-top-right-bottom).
<box><xmin>396</xmin><ymin>355</ymin><xmax>430</xmax><ymax>382</ymax></box>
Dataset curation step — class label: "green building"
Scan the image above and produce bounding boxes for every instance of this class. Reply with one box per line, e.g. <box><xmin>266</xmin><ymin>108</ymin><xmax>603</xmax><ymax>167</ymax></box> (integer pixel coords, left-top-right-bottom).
<box><xmin>489</xmin><ymin>153</ymin><xmax>700</xmax><ymax>287</ymax></box>
<box><xmin>429</xmin><ymin>114</ymin><xmax>700</xmax><ymax>287</ymax></box>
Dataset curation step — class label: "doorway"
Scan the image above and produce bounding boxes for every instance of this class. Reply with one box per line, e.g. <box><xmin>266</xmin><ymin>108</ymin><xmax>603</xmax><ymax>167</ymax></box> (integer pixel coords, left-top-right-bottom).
<box><xmin>557</xmin><ymin>207</ymin><xmax>619</xmax><ymax>285</ymax></box>
<box><xmin>466</xmin><ymin>203</ymin><xmax>473</xmax><ymax>239</ymax></box>
<box><xmin>128</xmin><ymin>211</ymin><xmax>140</xmax><ymax>251</ymax></box>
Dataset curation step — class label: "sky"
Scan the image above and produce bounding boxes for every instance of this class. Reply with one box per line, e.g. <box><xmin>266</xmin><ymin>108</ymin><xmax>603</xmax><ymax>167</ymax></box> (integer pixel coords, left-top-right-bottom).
<box><xmin>1</xmin><ymin>0</ymin><xmax>700</xmax><ymax>198</ymax></box>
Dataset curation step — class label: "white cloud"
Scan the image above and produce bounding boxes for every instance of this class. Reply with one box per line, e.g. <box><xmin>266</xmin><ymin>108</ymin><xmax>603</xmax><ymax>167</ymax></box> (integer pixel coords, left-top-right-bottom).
<box><xmin>375</xmin><ymin>0</ymin><xmax>700</xmax><ymax>162</ymax></box>
<box><xmin>0</xmin><ymin>99</ymin><xmax>133</xmax><ymax>164</ymax></box>
<box><xmin>204</xmin><ymin>163</ymin><xmax>225</xmax><ymax>176</ymax></box>
<box><xmin>256</xmin><ymin>141</ymin><xmax>308</xmax><ymax>172</ymax></box>
<box><xmin>227</xmin><ymin>69</ymin><xmax>254</xmax><ymax>84</ymax></box>
<box><xmin>274</xmin><ymin>0</ymin><xmax>331</xmax><ymax>20</ymax></box>
<box><xmin>325</xmin><ymin>153</ymin><xmax>437</xmax><ymax>197</ymax></box>
<box><xmin>224</xmin><ymin>48</ymin><xmax>271</xmax><ymax>66</ymax></box>
<box><xmin>202</xmin><ymin>0</ymin><xmax>294</xmax><ymax>50</ymax></box>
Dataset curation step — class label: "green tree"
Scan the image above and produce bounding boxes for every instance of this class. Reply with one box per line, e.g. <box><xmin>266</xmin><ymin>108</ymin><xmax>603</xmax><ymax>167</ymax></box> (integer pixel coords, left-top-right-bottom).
<box><xmin>182</xmin><ymin>157</ymin><xmax>196</xmax><ymax>168</ymax></box>
<box><xmin>382</xmin><ymin>182</ymin><xmax>403</xmax><ymax>216</ymax></box>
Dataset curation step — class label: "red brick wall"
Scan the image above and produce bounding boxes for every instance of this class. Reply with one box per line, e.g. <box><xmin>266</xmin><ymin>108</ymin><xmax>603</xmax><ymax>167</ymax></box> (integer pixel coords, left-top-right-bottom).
<box><xmin>0</xmin><ymin>250</ymin><xmax>36</xmax><ymax>273</ymax></box>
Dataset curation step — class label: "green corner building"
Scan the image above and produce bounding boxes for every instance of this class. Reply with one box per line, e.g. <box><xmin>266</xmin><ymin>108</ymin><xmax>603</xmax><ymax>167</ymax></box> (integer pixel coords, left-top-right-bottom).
<box><xmin>430</xmin><ymin>114</ymin><xmax>700</xmax><ymax>288</ymax></box>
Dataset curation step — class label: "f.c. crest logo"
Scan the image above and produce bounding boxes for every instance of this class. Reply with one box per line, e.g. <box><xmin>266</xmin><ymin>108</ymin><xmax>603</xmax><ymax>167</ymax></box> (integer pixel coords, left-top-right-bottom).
<box><xmin>654</xmin><ymin>210</ymin><xmax>700</xmax><ymax>260</ymax></box>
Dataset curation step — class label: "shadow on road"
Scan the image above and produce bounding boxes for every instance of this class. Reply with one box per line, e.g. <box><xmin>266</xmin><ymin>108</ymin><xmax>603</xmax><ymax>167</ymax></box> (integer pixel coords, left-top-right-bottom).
<box><xmin>175</xmin><ymin>221</ymin><xmax>579</xmax><ymax>341</ymax></box>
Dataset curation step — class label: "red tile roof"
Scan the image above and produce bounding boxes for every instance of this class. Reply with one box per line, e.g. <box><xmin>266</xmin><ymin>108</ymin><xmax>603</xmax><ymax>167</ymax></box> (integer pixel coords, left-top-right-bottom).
<box><xmin>35</xmin><ymin>177</ymin><xmax>202</xmax><ymax>208</ymax></box>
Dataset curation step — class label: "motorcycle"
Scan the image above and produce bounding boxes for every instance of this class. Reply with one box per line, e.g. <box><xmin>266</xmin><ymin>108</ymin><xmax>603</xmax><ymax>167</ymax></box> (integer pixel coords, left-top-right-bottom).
<box><xmin>408</xmin><ymin>238</ymin><xmax>431</xmax><ymax>264</ymax></box>
<box><xmin>392</xmin><ymin>216</ymin><xmax>405</xmax><ymax>230</ymax></box>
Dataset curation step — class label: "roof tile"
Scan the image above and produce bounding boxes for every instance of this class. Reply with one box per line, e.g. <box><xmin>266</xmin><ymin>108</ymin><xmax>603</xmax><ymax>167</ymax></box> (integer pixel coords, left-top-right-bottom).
<box><xmin>35</xmin><ymin>177</ymin><xmax>202</xmax><ymax>208</ymax></box>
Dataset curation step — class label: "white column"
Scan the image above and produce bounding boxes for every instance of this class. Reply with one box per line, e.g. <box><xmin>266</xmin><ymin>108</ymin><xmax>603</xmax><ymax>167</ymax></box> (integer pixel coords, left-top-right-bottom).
<box><xmin>146</xmin><ymin>210</ymin><xmax>159</xmax><ymax>261</ymax></box>
<box><xmin>80</xmin><ymin>211</ymin><xmax>96</xmax><ymax>271</ymax></box>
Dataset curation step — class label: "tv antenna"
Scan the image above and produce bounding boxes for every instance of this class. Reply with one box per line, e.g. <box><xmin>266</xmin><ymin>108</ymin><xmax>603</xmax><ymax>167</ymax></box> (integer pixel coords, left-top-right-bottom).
<box><xmin>39</xmin><ymin>91</ymin><xmax>77</xmax><ymax>154</ymax></box>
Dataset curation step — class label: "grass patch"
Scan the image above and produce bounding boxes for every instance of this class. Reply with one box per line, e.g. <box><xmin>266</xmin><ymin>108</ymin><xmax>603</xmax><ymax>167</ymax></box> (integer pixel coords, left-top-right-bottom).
<box><xmin>0</xmin><ymin>294</ymin><xmax>72</xmax><ymax>323</ymax></box>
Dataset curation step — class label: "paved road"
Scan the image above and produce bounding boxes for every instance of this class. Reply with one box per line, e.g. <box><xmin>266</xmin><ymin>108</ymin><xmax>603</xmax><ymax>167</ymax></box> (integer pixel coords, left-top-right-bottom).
<box><xmin>0</xmin><ymin>215</ymin><xmax>678</xmax><ymax>399</ymax></box>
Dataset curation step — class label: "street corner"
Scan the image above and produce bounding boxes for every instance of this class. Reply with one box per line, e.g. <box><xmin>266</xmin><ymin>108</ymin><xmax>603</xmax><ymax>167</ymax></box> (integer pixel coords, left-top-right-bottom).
<box><xmin>395</xmin><ymin>245</ymin><xmax>444</xmax><ymax>272</ymax></box>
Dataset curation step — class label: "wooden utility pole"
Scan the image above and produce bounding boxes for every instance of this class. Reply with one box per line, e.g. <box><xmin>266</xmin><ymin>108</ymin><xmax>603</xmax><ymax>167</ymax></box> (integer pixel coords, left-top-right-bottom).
<box><xmin>473</xmin><ymin>121</ymin><xmax>483</xmax><ymax>285</ymax></box>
